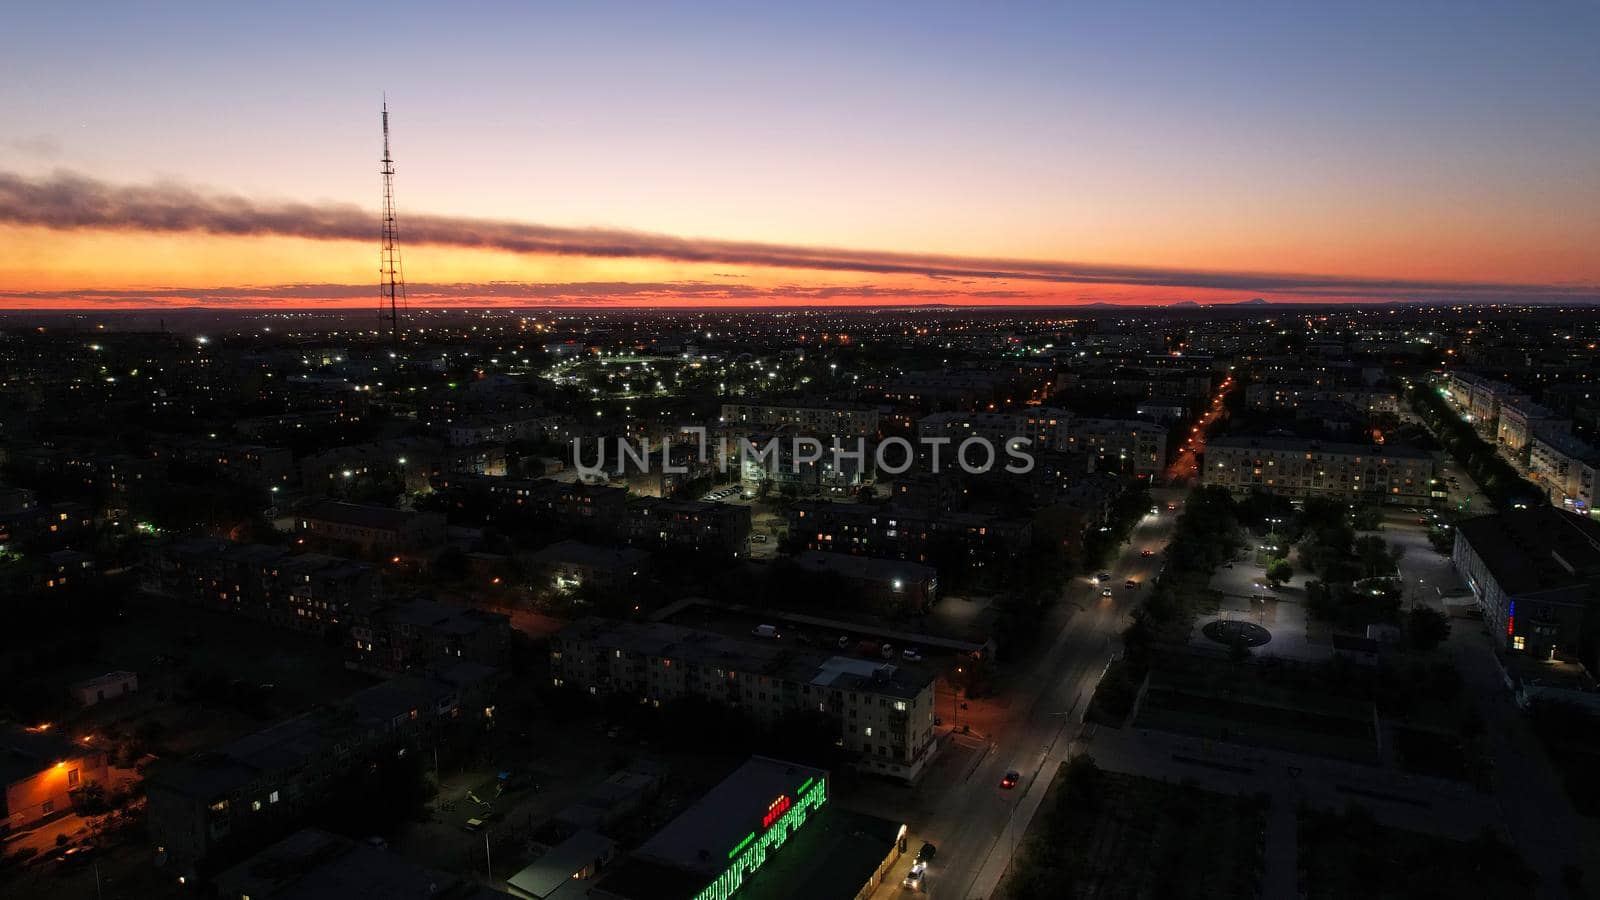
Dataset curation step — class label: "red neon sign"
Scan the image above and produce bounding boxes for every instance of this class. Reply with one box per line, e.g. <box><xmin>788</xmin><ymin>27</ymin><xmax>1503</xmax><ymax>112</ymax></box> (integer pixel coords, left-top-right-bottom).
<box><xmin>762</xmin><ymin>794</ymin><xmax>792</xmax><ymax>829</ymax></box>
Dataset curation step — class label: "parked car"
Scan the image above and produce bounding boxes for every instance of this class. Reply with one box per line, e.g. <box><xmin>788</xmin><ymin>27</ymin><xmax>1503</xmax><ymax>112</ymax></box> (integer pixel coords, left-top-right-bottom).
<box><xmin>752</xmin><ymin>624</ymin><xmax>780</xmax><ymax>639</ymax></box>
<box><xmin>902</xmin><ymin>647</ymin><xmax>923</xmax><ymax>662</ymax></box>
<box><xmin>918</xmin><ymin>841</ymin><xmax>938</xmax><ymax>861</ymax></box>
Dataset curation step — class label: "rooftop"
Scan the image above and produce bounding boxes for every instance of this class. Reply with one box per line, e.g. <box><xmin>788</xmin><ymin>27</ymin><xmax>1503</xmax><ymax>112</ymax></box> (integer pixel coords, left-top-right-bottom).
<box><xmin>1457</xmin><ymin>507</ymin><xmax>1600</xmax><ymax>600</ymax></box>
<box><xmin>635</xmin><ymin>756</ymin><xmax>827</xmax><ymax>875</ymax></box>
<box><xmin>216</xmin><ymin>827</ymin><xmax>507</xmax><ymax>900</ymax></box>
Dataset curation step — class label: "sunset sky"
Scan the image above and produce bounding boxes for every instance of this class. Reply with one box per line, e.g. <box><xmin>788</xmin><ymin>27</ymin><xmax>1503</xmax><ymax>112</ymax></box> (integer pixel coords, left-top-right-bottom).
<box><xmin>2</xmin><ymin>1</ymin><xmax>1597</xmax><ymax>309</ymax></box>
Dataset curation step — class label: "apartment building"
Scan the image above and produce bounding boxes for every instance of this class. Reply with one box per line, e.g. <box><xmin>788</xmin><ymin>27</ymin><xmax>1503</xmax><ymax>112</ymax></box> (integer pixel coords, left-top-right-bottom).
<box><xmin>787</xmin><ymin>550</ymin><xmax>939</xmax><ymax>614</ymax></box>
<box><xmin>1202</xmin><ymin>435</ymin><xmax>1436</xmax><ymax>504</ymax></box>
<box><xmin>297</xmin><ymin>501</ymin><xmax>446</xmax><ymax>556</ymax></box>
<box><xmin>552</xmin><ymin>619</ymin><xmax>938</xmax><ymax>782</ymax></box>
<box><xmin>523</xmin><ymin>539</ymin><xmax>652</xmax><ymax>594</ymax></box>
<box><xmin>720</xmin><ymin>401</ymin><xmax>879</xmax><ymax>437</ymax></box>
<box><xmin>147</xmin><ymin>668</ymin><xmax>496</xmax><ymax>876</ymax></box>
<box><xmin>1443</xmin><ymin>370</ymin><xmax>1517</xmax><ymax>434</ymax></box>
<box><xmin>625</xmin><ymin>497</ymin><xmax>751</xmax><ymax>557</ymax></box>
<box><xmin>789</xmin><ymin>501</ymin><xmax>1031</xmax><ymax>565</ymax></box>
<box><xmin>347</xmin><ymin>598</ymin><xmax>510</xmax><ymax>672</ymax></box>
<box><xmin>1059</xmin><ymin>418</ymin><xmax>1168</xmax><ymax>477</ymax></box>
<box><xmin>1496</xmin><ymin>395</ymin><xmax>1571</xmax><ymax>466</ymax></box>
<box><xmin>1529</xmin><ymin>430</ymin><xmax>1600</xmax><ymax>516</ymax></box>
<box><xmin>447</xmin><ymin>408</ymin><xmax>569</xmax><ymax>447</ymax></box>
<box><xmin>150</xmin><ymin>537</ymin><xmax>379</xmax><ymax>632</ymax></box>
<box><xmin>1244</xmin><ymin>383</ymin><xmax>1399</xmax><ymax>415</ymax></box>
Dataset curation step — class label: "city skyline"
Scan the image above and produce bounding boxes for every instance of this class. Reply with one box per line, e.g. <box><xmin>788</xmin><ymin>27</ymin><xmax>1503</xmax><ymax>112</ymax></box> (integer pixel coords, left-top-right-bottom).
<box><xmin>3</xmin><ymin>2</ymin><xmax>1598</xmax><ymax>310</ymax></box>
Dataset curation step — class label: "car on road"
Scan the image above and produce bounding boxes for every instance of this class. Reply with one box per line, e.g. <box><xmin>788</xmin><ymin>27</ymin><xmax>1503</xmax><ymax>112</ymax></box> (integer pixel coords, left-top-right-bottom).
<box><xmin>918</xmin><ymin>841</ymin><xmax>938</xmax><ymax>861</ymax></box>
<box><xmin>1140</xmin><ymin>548</ymin><xmax>1156</xmax><ymax>557</ymax></box>
<box><xmin>1150</xmin><ymin>505</ymin><xmax>1161</xmax><ymax>515</ymax></box>
<box><xmin>462</xmin><ymin>816</ymin><xmax>491</xmax><ymax>832</ymax></box>
<box><xmin>1166</xmin><ymin>501</ymin><xmax>1178</xmax><ymax>511</ymax></box>
<box><xmin>1124</xmin><ymin>579</ymin><xmax>1138</xmax><ymax>589</ymax></box>
<box><xmin>902</xmin><ymin>647</ymin><xmax>923</xmax><ymax>662</ymax></box>
<box><xmin>54</xmin><ymin>846</ymin><xmax>96</xmax><ymax>869</ymax></box>
<box><xmin>751</xmin><ymin>534</ymin><xmax>768</xmax><ymax>543</ymax></box>
<box><xmin>1096</xmin><ymin>572</ymin><xmax>1112</xmax><ymax>583</ymax></box>
<box><xmin>903</xmin><ymin>860</ymin><xmax>928</xmax><ymax>890</ymax></box>
<box><xmin>1001</xmin><ymin>770</ymin><xmax>1021</xmax><ymax>789</ymax></box>
<box><xmin>1100</xmin><ymin>588</ymin><xmax>1113</xmax><ymax>598</ymax></box>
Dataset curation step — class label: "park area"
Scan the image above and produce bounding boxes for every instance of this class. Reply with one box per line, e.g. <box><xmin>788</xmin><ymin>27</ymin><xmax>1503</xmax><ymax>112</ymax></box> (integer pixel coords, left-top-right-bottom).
<box><xmin>1132</xmin><ymin>653</ymin><xmax>1380</xmax><ymax>764</ymax></box>
<box><xmin>1004</xmin><ymin>755</ymin><xmax>1267</xmax><ymax>900</ymax></box>
<box><xmin>1297</xmin><ymin>806</ymin><xmax>1534</xmax><ymax>899</ymax></box>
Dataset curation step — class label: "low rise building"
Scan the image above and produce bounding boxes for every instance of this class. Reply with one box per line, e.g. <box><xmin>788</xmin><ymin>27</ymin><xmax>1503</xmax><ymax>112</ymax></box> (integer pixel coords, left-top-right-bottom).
<box><xmin>591</xmin><ymin>756</ymin><xmax>904</xmax><ymax>900</ymax></box>
<box><xmin>297</xmin><ymin>501</ymin><xmax>446</xmax><ymax>556</ymax></box>
<box><xmin>217</xmin><ymin>827</ymin><xmax>509</xmax><ymax>900</ymax></box>
<box><xmin>2</xmin><ymin>724</ymin><xmax>109</xmax><ymax>833</ymax></box>
<box><xmin>1058</xmin><ymin>418</ymin><xmax>1167</xmax><ymax>477</ymax></box>
<box><xmin>524</xmin><ymin>539</ymin><xmax>652</xmax><ymax>594</ymax></box>
<box><xmin>1528</xmin><ymin>430</ymin><xmax>1600</xmax><ymax>516</ymax></box>
<box><xmin>787</xmin><ymin>550</ymin><xmax>939</xmax><ymax>614</ymax></box>
<box><xmin>1202</xmin><ymin>435</ymin><xmax>1435</xmax><ymax>505</ymax></box>
<box><xmin>720</xmin><ymin>401</ymin><xmax>879</xmax><ymax>437</ymax></box>
<box><xmin>147</xmin><ymin>670</ymin><xmax>495</xmax><ymax>875</ymax></box>
<box><xmin>1497</xmin><ymin>395</ymin><xmax>1571</xmax><ymax>466</ymax></box>
<box><xmin>1454</xmin><ymin>507</ymin><xmax>1600</xmax><ymax>664</ymax></box>
<box><xmin>626</xmin><ymin>498</ymin><xmax>751</xmax><ymax>557</ymax></box>
<box><xmin>789</xmin><ymin>501</ymin><xmax>1031</xmax><ymax>566</ymax></box>
<box><xmin>151</xmin><ymin>538</ymin><xmax>379</xmax><ymax>632</ymax></box>
<box><xmin>552</xmin><ymin>619</ymin><xmax>938</xmax><ymax>782</ymax></box>
<box><xmin>73</xmin><ymin>671</ymin><xmax>139</xmax><ymax>707</ymax></box>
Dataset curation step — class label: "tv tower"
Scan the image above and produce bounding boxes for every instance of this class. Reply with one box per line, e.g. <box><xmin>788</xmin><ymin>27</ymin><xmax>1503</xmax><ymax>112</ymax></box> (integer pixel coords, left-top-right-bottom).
<box><xmin>378</xmin><ymin>98</ymin><xmax>405</xmax><ymax>348</ymax></box>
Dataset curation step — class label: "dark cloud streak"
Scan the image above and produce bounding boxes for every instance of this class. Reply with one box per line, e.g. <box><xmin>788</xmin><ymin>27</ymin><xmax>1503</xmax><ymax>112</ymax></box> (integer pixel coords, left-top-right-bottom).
<box><xmin>1</xmin><ymin>170</ymin><xmax>1595</xmax><ymax>303</ymax></box>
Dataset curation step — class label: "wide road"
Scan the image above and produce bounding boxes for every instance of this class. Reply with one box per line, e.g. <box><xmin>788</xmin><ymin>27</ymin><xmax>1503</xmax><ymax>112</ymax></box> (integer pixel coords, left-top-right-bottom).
<box><xmin>869</xmin><ymin>488</ymin><xmax>1182</xmax><ymax>900</ymax></box>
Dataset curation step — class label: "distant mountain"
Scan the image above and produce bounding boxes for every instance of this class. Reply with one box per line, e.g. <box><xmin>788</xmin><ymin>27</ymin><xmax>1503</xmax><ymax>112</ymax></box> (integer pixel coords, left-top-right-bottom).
<box><xmin>1172</xmin><ymin>300</ymin><xmax>1200</xmax><ymax>307</ymax></box>
<box><xmin>1235</xmin><ymin>297</ymin><xmax>1271</xmax><ymax>306</ymax></box>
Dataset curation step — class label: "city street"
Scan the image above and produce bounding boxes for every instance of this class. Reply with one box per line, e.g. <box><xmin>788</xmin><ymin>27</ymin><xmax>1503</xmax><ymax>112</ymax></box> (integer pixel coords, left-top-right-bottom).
<box><xmin>857</xmin><ymin>490</ymin><xmax>1182</xmax><ymax>899</ymax></box>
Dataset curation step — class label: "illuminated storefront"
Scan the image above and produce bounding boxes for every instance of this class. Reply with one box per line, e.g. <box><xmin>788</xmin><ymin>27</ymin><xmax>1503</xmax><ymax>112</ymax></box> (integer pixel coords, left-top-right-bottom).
<box><xmin>693</xmin><ymin>773</ymin><xmax>827</xmax><ymax>900</ymax></box>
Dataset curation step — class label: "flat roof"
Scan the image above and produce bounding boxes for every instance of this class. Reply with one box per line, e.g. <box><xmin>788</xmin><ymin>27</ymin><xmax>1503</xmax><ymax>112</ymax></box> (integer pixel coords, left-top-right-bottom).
<box><xmin>559</xmin><ymin>618</ymin><xmax>933</xmax><ymax>700</ymax></box>
<box><xmin>789</xmin><ymin>550</ymin><xmax>935</xmax><ymax>584</ymax></box>
<box><xmin>216</xmin><ymin>827</ymin><xmax>505</xmax><ymax>900</ymax></box>
<box><xmin>636</xmin><ymin>757</ymin><xmax>826</xmax><ymax>876</ymax></box>
<box><xmin>506</xmin><ymin>829</ymin><xmax>615</xmax><ymax>899</ymax></box>
<box><xmin>736</xmin><ymin>806</ymin><xmax>902</xmax><ymax>900</ymax></box>
<box><xmin>1457</xmin><ymin>507</ymin><xmax>1600</xmax><ymax>600</ymax></box>
<box><xmin>1207</xmin><ymin>434</ymin><xmax>1432</xmax><ymax>459</ymax></box>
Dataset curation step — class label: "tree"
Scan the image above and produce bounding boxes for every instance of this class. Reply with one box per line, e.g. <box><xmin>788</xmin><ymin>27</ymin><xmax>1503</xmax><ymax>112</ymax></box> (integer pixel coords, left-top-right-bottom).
<box><xmin>1406</xmin><ymin>606</ymin><xmax>1451</xmax><ymax>651</ymax></box>
<box><xmin>1354</xmin><ymin>535</ymin><xmax>1399</xmax><ymax>578</ymax></box>
<box><xmin>1265</xmin><ymin>558</ymin><xmax>1293</xmax><ymax>588</ymax></box>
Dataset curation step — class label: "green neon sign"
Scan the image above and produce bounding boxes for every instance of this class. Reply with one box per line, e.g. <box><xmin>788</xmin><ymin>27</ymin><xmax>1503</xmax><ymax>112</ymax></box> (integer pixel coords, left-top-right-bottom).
<box><xmin>697</xmin><ymin>776</ymin><xmax>828</xmax><ymax>900</ymax></box>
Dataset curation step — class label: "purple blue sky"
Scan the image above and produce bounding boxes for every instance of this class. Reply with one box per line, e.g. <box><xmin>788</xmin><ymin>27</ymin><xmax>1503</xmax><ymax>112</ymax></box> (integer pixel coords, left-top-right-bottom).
<box><xmin>1</xmin><ymin>1</ymin><xmax>1597</xmax><ymax>307</ymax></box>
